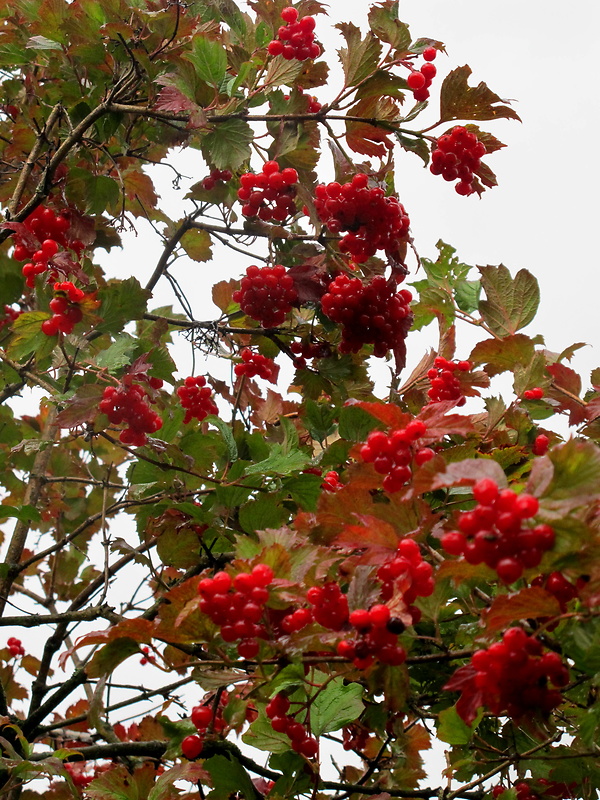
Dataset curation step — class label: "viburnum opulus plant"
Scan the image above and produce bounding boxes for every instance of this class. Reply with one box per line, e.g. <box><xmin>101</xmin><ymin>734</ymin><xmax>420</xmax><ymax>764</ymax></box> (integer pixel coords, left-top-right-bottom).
<box><xmin>0</xmin><ymin>2</ymin><xmax>598</xmax><ymax>800</ymax></box>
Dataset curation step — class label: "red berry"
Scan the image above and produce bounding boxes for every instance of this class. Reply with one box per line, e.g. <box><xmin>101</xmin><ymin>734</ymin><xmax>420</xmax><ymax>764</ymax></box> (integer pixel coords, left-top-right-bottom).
<box><xmin>181</xmin><ymin>735</ymin><xmax>204</xmax><ymax>759</ymax></box>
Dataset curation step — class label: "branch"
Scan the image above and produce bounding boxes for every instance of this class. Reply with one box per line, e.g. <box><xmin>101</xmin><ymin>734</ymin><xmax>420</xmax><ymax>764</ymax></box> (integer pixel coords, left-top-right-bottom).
<box><xmin>0</xmin><ymin>406</ymin><xmax>59</xmax><ymax>618</ymax></box>
<box><xmin>0</xmin><ymin>605</ymin><xmax>118</xmax><ymax>628</ymax></box>
<box><xmin>145</xmin><ymin>209</ymin><xmax>203</xmax><ymax>293</ymax></box>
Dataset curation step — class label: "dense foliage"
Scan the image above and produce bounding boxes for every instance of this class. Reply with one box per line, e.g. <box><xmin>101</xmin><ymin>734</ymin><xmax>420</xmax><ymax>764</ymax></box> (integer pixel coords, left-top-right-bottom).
<box><xmin>0</xmin><ymin>1</ymin><xmax>599</xmax><ymax>799</ymax></box>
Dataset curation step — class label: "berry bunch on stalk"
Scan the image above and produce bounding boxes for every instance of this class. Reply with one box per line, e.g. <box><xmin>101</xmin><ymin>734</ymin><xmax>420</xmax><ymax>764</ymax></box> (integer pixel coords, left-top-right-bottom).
<box><xmin>99</xmin><ymin>378</ymin><xmax>163</xmax><ymax>446</ymax></box>
<box><xmin>237</xmin><ymin>161</ymin><xmax>298</xmax><ymax>222</ymax></box>
<box><xmin>267</xmin><ymin>7</ymin><xmax>321</xmax><ymax>61</ymax></box>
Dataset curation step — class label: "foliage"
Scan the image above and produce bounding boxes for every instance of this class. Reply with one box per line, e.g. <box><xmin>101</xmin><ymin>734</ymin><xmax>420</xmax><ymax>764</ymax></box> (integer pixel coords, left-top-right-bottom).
<box><xmin>0</xmin><ymin>2</ymin><xmax>597</xmax><ymax>800</ymax></box>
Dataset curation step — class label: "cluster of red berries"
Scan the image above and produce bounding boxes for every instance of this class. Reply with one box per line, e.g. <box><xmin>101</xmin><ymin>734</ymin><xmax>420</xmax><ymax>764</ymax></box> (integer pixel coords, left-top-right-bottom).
<box><xmin>182</xmin><ymin>694</ymin><xmax>230</xmax><ymax>759</ymax></box>
<box><xmin>312</xmin><ymin>174</ymin><xmax>411</xmax><ymax>262</ymax></box>
<box><xmin>493</xmin><ymin>779</ymin><xmax>576</xmax><ymax>800</ymax></box>
<box><xmin>441</xmin><ymin>478</ymin><xmax>555</xmax><ymax>583</ymax></box>
<box><xmin>446</xmin><ymin>627</ymin><xmax>568</xmax><ymax>723</ymax></box>
<box><xmin>177</xmin><ymin>376</ymin><xmax>218</xmax><ymax>423</ymax></box>
<box><xmin>532</xmin><ymin>433</ymin><xmax>550</xmax><ymax>456</ymax></box>
<box><xmin>321</xmin><ymin>274</ymin><xmax>412</xmax><ymax>359</ymax></box>
<box><xmin>290</xmin><ymin>338</ymin><xmax>331</xmax><ymax>369</ymax></box>
<box><xmin>41</xmin><ymin>281</ymin><xmax>85</xmax><ymax>336</ymax></box>
<box><xmin>291</xmin><ymin>87</ymin><xmax>321</xmax><ymax>113</ymax></box>
<box><xmin>524</xmin><ymin>387</ymin><xmax>544</xmax><ymax>400</ymax></box>
<box><xmin>359</xmin><ymin>419</ymin><xmax>432</xmax><ymax>493</ymax></box>
<box><xmin>99</xmin><ymin>379</ymin><xmax>163</xmax><ymax>446</ymax></box>
<box><xmin>266</xmin><ymin>693</ymin><xmax>319</xmax><ymax>758</ymax></box>
<box><xmin>6</xmin><ymin>637</ymin><xmax>25</xmax><ymax>657</ymax></box>
<box><xmin>407</xmin><ymin>46</ymin><xmax>438</xmax><ymax>102</ymax></box>
<box><xmin>430</xmin><ymin>126</ymin><xmax>487</xmax><ymax>196</ymax></box>
<box><xmin>237</xmin><ymin>161</ymin><xmax>298</xmax><ymax>222</ymax></box>
<box><xmin>233</xmin><ymin>264</ymin><xmax>298</xmax><ymax>328</ymax></box>
<box><xmin>139</xmin><ymin>646</ymin><xmax>156</xmax><ymax>666</ymax></box>
<box><xmin>427</xmin><ymin>356</ymin><xmax>471</xmax><ymax>404</ymax></box>
<box><xmin>11</xmin><ymin>206</ymin><xmax>81</xmax><ymax>287</ymax></box>
<box><xmin>307</xmin><ymin>581</ymin><xmax>349</xmax><ymax>631</ymax></box>
<box><xmin>337</xmin><ymin>604</ymin><xmax>407</xmax><ymax>669</ymax></box>
<box><xmin>234</xmin><ymin>349</ymin><xmax>277</xmax><ymax>382</ymax></box>
<box><xmin>376</xmin><ymin>538</ymin><xmax>435</xmax><ymax>623</ymax></box>
<box><xmin>197</xmin><ymin>565</ymin><xmax>273</xmax><ymax>659</ymax></box>
<box><xmin>267</xmin><ymin>7</ymin><xmax>320</xmax><ymax>61</ymax></box>
<box><xmin>63</xmin><ymin>762</ymin><xmax>95</xmax><ymax>790</ymax></box>
<box><xmin>532</xmin><ymin>571</ymin><xmax>580</xmax><ymax>612</ymax></box>
<box><xmin>201</xmin><ymin>168</ymin><xmax>232</xmax><ymax>191</ymax></box>
<box><xmin>303</xmin><ymin>467</ymin><xmax>343</xmax><ymax>492</ymax></box>
<box><xmin>0</xmin><ymin>305</ymin><xmax>21</xmax><ymax>330</ymax></box>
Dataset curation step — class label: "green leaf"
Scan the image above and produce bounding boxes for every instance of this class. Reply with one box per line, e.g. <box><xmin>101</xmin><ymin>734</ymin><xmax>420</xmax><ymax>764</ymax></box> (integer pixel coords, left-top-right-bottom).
<box><xmin>201</xmin><ymin>118</ymin><xmax>253</xmax><ymax>171</ymax></box>
<box><xmin>0</xmin><ymin>505</ymin><xmax>41</xmax><ymax>523</ymax></box>
<box><xmin>336</xmin><ymin>22</ymin><xmax>382</xmax><ymax>87</ymax></box>
<box><xmin>338</xmin><ymin>405</ymin><xmax>378</xmax><ymax>442</ymax></box>
<box><xmin>95</xmin><ymin>334</ymin><xmax>137</xmax><ymax>372</ymax></box>
<box><xmin>242</xmin><ymin>711</ymin><xmax>291</xmax><ymax>753</ymax></box>
<box><xmin>264</xmin><ymin>55</ymin><xmax>304</xmax><ymax>88</ymax></box>
<box><xmin>367</xmin><ymin>2</ymin><xmax>411</xmax><ymax>51</ymax></box>
<box><xmin>303</xmin><ymin>401</ymin><xmax>337</xmax><ymax>442</ymax></box>
<box><xmin>87</xmin><ymin>764</ymin><xmax>154</xmax><ymax>800</ymax></box>
<box><xmin>26</xmin><ymin>35</ymin><xmax>62</xmax><ymax>50</ymax></box>
<box><xmin>545</xmin><ymin>439</ymin><xmax>600</xmax><ymax>503</ymax></box>
<box><xmin>478</xmin><ymin>264</ymin><xmax>539</xmax><ymax>337</ymax></box>
<box><xmin>243</xmin><ymin>444</ymin><xmax>309</xmax><ymax>476</ymax></box>
<box><xmin>7</xmin><ymin>311</ymin><xmax>56</xmax><ymax>360</ymax></box>
<box><xmin>469</xmin><ymin>334</ymin><xmax>536</xmax><ymax>377</ymax></box>
<box><xmin>438</xmin><ymin>705</ymin><xmax>482</xmax><ymax>745</ymax></box>
<box><xmin>156</xmin><ymin>528</ymin><xmax>201</xmax><ymax>569</ymax></box>
<box><xmin>395</xmin><ymin>131</ymin><xmax>430</xmax><ymax>165</ymax></box>
<box><xmin>86</xmin><ymin>638</ymin><xmax>141</xmax><ymax>679</ymax></box>
<box><xmin>180</xmin><ymin>228</ymin><xmax>213</xmax><ymax>262</ymax></box>
<box><xmin>207</xmin><ymin>415</ymin><xmax>237</xmax><ymax>461</ymax></box>
<box><xmin>238</xmin><ymin>494</ymin><xmax>289</xmax><ymax>534</ymax></box>
<box><xmin>454</xmin><ymin>279</ymin><xmax>481</xmax><ymax>313</ymax></box>
<box><xmin>311</xmin><ymin>677</ymin><xmax>364</xmax><ymax>736</ymax></box>
<box><xmin>65</xmin><ymin>168</ymin><xmax>120</xmax><ymax>215</ymax></box>
<box><xmin>205</xmin><ymin>755</ymin><xmax>256</xmax><ymax>800</ymax></box>
<box><xmin>185</xmin><ymin>36</ymin><xmax>227</xmax><ymax>87</ymax></box>
<box><xmin>440</xmin><ymin>65</ymin><xmax>521</xmax><ymax>123</ymax></box>
<box><xmin>97</xmin><ymin>278</ymin><xmax>150</xmax><ymax>334</ymax></box>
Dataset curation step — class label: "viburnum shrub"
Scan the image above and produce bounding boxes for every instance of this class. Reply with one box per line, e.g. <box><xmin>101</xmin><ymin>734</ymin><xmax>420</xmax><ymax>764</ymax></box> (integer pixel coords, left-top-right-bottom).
<box><xmin>312</xmin><ymin>174</ymin><xmax>411</xmax><ymax>261</ymax></box>
<box><xmin>0</xmin><ymin>1</ymin><xmax>598</xmax><ymax>799</ymax></box>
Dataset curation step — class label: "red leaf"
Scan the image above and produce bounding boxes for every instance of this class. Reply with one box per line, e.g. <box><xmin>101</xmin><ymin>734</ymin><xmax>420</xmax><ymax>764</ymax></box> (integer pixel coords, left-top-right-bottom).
<box><xmin>155</xmin><ymin>85</ymin><xmax>198</xmax><ymax>113</ymax></box>
<box><xmin>430</xmin><ymin>458</ymin><xmax>507</xmax><ymax>491</ymax></box>
<box><xmin>348</xmin><ymin>400</ymin><xmax>410</xmax><ymax>429</ymax></box>
<box><xmin>288</xmin><ymin>260</ymin><xmax>331</xmax><ymax>304</ymax></box>
<box><xmin>482</xmin><ymin>587</ymin><xmax>562</xmax><ymax>633</ymax></box>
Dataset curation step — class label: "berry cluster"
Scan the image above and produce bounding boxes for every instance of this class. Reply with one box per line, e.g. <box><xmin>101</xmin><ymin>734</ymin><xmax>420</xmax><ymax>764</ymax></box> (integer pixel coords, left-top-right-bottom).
<box><xmin>6</xmin><ymin>637</ymin><xmax>25</xmax><ymax>657</ymax></box>
<box><xmin>237</xmin><ymin>161</ymin><xmax>298</xmax><ymax>222</ymax></box>
<box><xmin>202</xmin><ymin>168</ymin><xmax>232</xmax><ymax>191</ymax></box>
<box><xmin>290</xmin><ymin>338</ymin><xmax>331</xmax><ymax>369</ymax></box>
<box><xmin>11</xmin><ymin>206</ymin><xmax>81</xmax><ymax>288</ymax></box>
<box><xmin>342</xmin><ymin>723</ymin><xmax>371</xmax><ymax>753</ymax></box>
<box><xmin>533</xmin><ymin>433</ymin><xmax>550</xmax><ymax>456</ymax></box>
<box><xmin>266</xmin><ymin>693</ymin><xmax>319</xmax><ymax>757</ymax></box>
<box><xmin>312</xmin><ymin>174</ymin><xmax>411</xmax><ymax>262</ymax></box>
<box><xmin>493</xmin><ymin>779</ymin><xmax>576</xmax><ymax>800</ymax></box>
<box><xmin>233</xmin><ymin>264</ymin><xmax>298</xmax><ymax>328</ymax></box>
<box><xmin>99</xmin><ymin>380</ymin><xmax>163</xmax><ymax>446</ymax></box>
<box><xmin>407</xmin><ymin>46</ymin><xmax>438</xmax><ymax>102</ymax></box>
<box><xmin>430</xmin><ymin>126</ymin><xmax>487</xmax><ymax>196</ymax></box>
<box><xmin>532</xmin><ymin>571</ymin><xmax>579</xmax><ymax>612</ymax></box>
<box><xmin>377</xmin><ymin>538</ymin><xmax>435</xmax><ymax>623</ymax></box>
<box><xmin>182</xmin><ymin>693</ymin><xmax>230</xmax><ymax>759</ymax></box>
<box><xmin>337</xmin><ymin>604</ymin><xmax>407</xmax><ymax>669</ymax></box>
<box><xmin>306</xmin><ymin>581</ymin><xmax>349</xmax><ymax>631</ymax></box>
<box><xmin>441</xmin><ymin>478</ymin><xmax>555</xmax><ymax>583</ymax></box>
<box><xmin>427</xmin><ymin>356</ymin><xmax>471</xmax><ymax>404</ymax></box>
<box><xmin>359</xmin><ymin>419</ymin><xmax>431</xmax><ymax>492</ymax></box>
<box><xmin>234</xmin><ymin>349</ymin><xmax>277</xmax><ymax>382</ymax></box>
<box><xmin>197</xmin><ymin>565</ymin><xmax>273</xmax><ymax>658</ymax></box>
<box><xmin>0</xmin><ymin>305</ymin><xmax>22</xmax><ymax>331</ymax></box>
<box><xmin>41</xmin><ymin>281</ymin><xmax>85</xmax><ymax>336</ymax></box>
<box><xmin>446</xmin><ymin>627</ymin><xmax>568</xmax><ymax>723</ymax></box>
<box><xmin>267</xmin><ymin>7</ymin><xmax>320</xmax><ymax>61</ymax></box>
<box><xmin>285</xmin><ymin>87</ymin><xmax>321</xmax><ymax>113</ymax></box>
<box><xmin>177</xmin><ymin>376</ymin><xmax>218</xmax><ymax>424</ymax></box>
<box><xmin>524</xmin><ymin>387</ymin><xmax>544</xmax><ymax>400</ymax></box>
<box><xmin>63</xmin><ymin>762</ymin><xmax>95</xmax><ymax>791</ymax></box>
<box><xmin>303</xmin><ymin>467</ymin><xmax>343</xmax><ymax>492</ymax></box>
<box><xmin>139</xmin><ymin>646</ymin><xmax>156</xmax><ymax>666</ymax></box>
<box><xmin>321</xmin><ymin>274</ymin><xmax>412</xmax><ymax>359</ymax></box>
